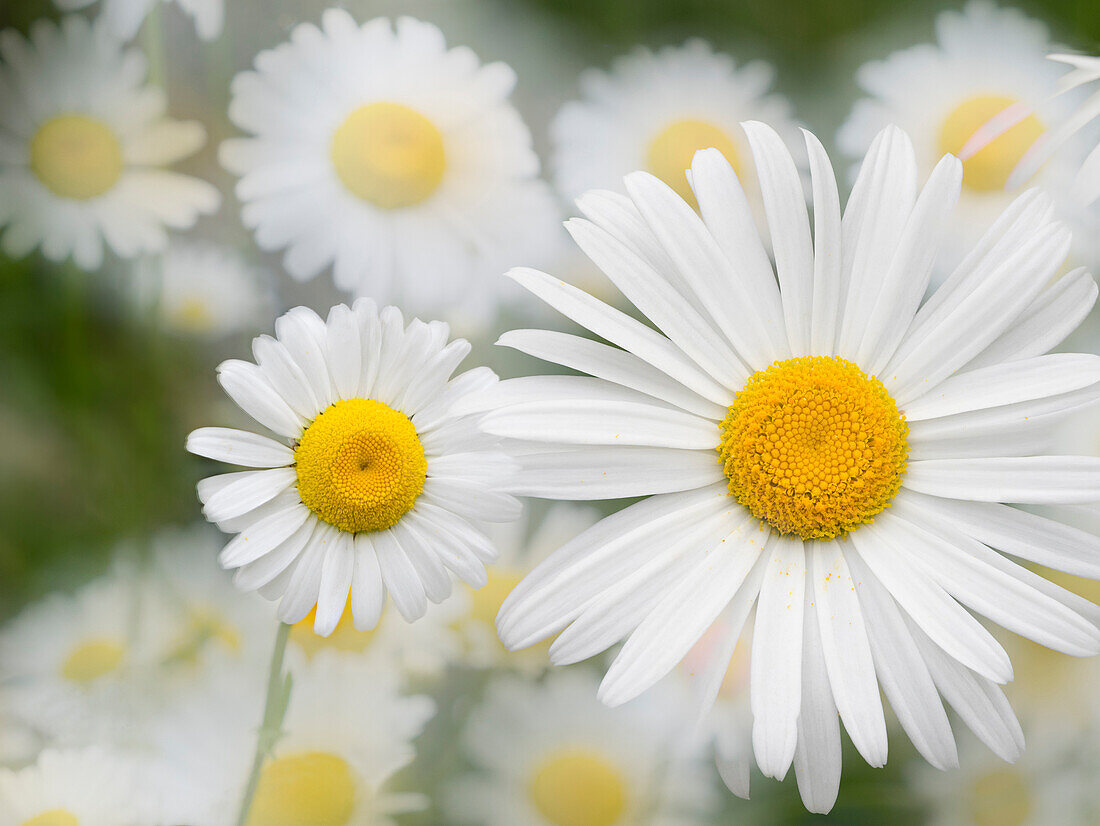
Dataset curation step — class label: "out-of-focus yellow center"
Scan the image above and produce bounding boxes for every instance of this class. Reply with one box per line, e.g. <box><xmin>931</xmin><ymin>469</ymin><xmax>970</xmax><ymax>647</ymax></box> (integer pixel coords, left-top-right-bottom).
<box><xmin>247</xmin><ymin>751</ymin><xmax>357</xmax><ymax>826</ymax></box>
<box><xmin>30</xmin><ymin>114</ymin><xmax>123</xmax><ymax>200</ymax></box>
<box><xmin>938</xmin><ymin>94</ymin><xmax>1043</xmax><ymax>192</ymax></box>
<box><xmin>968</xmin><ymin>767</ymin><xmax>1032</xmax><ymax>826</ymax></box>
<box><xmin>719</xmin><ymin>356</ymin><xmax>908</xmax><ymax>540</ymax></box>
<box><xmin>173</xmin><ymin>298</ymin><xmax>215</xmax><ymax>332</ymax></box>
<box><xmin>646</xmin><ymin>118</ymin><xmax>741</xmax><ymax>208</ymax></box>
<box><xmin>164</xmin><ymin>608</ymin><xmax>242</xmax><ymax>665</ymax></box>
<box><xmin>295</xmin><ymin>399</ymin><xmax>426</xmax><ymax>535</ymax></box>
<box><xmin>60</xmin><ymin>638</ymin><xmax>125</xmax><ymax>684</ymax></box>
<box><xmin>21</xmin><ymin>810</ymin><xmax>79</xmax><ymax>826</ymax></box>
<box><xmin>529</xmin><ymin>749</ymin><xmax>628</xmax><ymax>826</ymax></box>
<box><xmin>468</xmin><ymin>568</ymin><xmax>524</xmax><ymax>627</ymax></box>
<box><xmin>290</xmin><ymin>604</ymin><xmax>378</xmax><ymax>655</ymax></box>
<box><xmin>331</xmin><ymin>102</ymin><xmax>446</xmax><ymax>209</ymax></box>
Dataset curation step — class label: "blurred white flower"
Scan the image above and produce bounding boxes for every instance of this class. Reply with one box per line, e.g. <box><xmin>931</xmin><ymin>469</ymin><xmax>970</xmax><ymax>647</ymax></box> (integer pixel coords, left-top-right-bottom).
<box><xmin>481</xmin><ymin>123</ymin><xmax>1100</xmax><ymax>813</ymax></box>
<box><xmin>156</xmin><ymin>653</ymin><xmax>435</xmax><ymax>826</ymax></box>
<box><xmin>187</xmin><ymin>301</ymin><xmax>520</xmax><ymax>634</ymax></box>
<box><xmin>54</xmin><ymin>0</ymin><xmax>225</xmax><ymax>42</ymax></box>
<box><xmin>220</xmin><ymin>12</ymin><xmax>559</xmax><ymax>323</ymax></box>
<box><xmin>551</xmin><ymin>40</ymin><xmax>800</xmax><ymax>210</ymax></box>
<box><xmin>838</xmin><ymin>0</ymin><xmax>1097</xmax><ymax>282</ymax></box>
<box><xmin>0</xmin><ymin>16</ymin><xmax>219</xmax><ymax>271</ymax></box>
<box><xmin>131</xmin><ymin>241</ymin><xmax>274</xmax><ymax>338</ymax></box>
<box><xmin>444</xmin><ymin>670</ymin><xmax>719</xmax><ymax>826</ymax></box>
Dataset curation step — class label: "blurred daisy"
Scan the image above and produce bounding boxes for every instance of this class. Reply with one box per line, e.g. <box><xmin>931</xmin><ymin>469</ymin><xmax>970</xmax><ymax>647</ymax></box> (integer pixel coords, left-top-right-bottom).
<box><xmin>157</xmin><ymin>653</ymin><xmax>434</xmax><ymax>826</ymax></box>
<box><xmin>552</xmin><ymin>40</ymin><xmax>799</xmax><ymax>209</ymax></box>
<box><xmin>187</xmin><ymin>300</ymin><xmax>520</xmax><ymax>634</ymax></box>
<box><xmin>54</xmin><ymin>0</ymin><xmax>225</xmax><ymax>42</ymax></box>
<box><xmin>838</xmin><ymin>0</ymin><xmax>1092</xmax><ymax>278</ymax></box>
<box><xmin>454</xmin><ymin>503</ymin><xmax>601</xmax><ymax>671</ymax></box>
<box><xmin>220</xmin><ymin>12</ymin><xmax>559</xmax><ymax>319</ymax></box>
<box><xmin>0</xmin><ymin>748</ymin><xmax>159</xmax><ymax>825</ymax></box>
<box><xmin>444</xmin><ymin>670</ymin><xmax>718</xmax><ymax>826</ymax></box>
<box><xmin>132</xmin><ymin>241</ymin><xmax>273</xmax><ymax>338</ymax></box>
<box><xmin>481</xmin><ymin>123</ymin><xmax>1100</xmax><ymax>812</ymax></box>
<box><xmin>0</xmin><ymin>16</ymin><xmax>219</xmax><ymax>270</ymax></box>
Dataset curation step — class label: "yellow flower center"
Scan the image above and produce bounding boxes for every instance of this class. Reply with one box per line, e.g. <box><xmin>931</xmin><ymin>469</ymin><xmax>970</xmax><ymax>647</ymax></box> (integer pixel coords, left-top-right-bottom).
<box><xmin>173</xmin><ymin>298</ymin><xmax>215</xmax><ymax>332</ymax></box>
<box><xmin>968</xmin><ymin>767</ymin><xmax>1032</xmax><ymax>826</ymax></box>
<box><xmin>60</xmin><ymin>638</ymin><xmax>126</xmax><ymax>684</ymax></box>
<box><xmin>330</xmin><ymin>102</ymin><xmax>446</xmax><ymax>209</ymax></box>
<box><xmin>247</xmin><ymin>751</ymin><xmax>357</xmax><ymax>826</ymax></box>
<box><xmin>467</xmin><ymin>568</ymin><xmax>524</xmax><ymax>627</ymax></box>
<box><xmin>529</xmin><ymin>749</ymin><xmax>628</xmax><ymax>826</ymax></box>
<box><xmin>718</xmin><ymin>356</ymin><xmax>908</xmax><ymax>541</ymax></box>
<box><xmin>163</xmin><ymin>608</ymin><xmax>242</xmax><ymax>665</ymax></box>
<box><xmin>30</xmin><ymin>114</ymin><xmax>124</xmax><ymax>200</ymax></box>
<box><xmin>646</xmin><ymin>118</ymin><xmax>742</xmax><ymax>208</ymax></box>
<box><xmin>295</xmin><ymin>399</ymin><xmax>427</xmax><ymax>535</ymax></box>
<box><xmin>290</xmin><ymin>604</ymin><xmax>378</xmax><ymax>656</ymax></box>
<box><xmin>22</xmin><ymin>811</ymin><xmax>79</xmax><ymax>826</ymax></box>
<box><xmin>938</xmin><ymin>94</ymin><xmax>1043</xmax><ymax>192</ymax></box>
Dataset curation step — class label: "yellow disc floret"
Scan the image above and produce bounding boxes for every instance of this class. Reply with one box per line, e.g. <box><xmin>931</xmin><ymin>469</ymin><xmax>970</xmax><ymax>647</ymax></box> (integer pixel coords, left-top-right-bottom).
<box><xmin>718</xmin><ymin>356</ymin><xmax>908</xmax><ymax>541</ymax></box>
<box><xmin>938</xmin><ymin>94</ymin><xmax>1043</xmax><ymax>192</ymax></box>
<box><xmin>246</xmin><ymin>751</ymin><xmax>357</xmax><ymax>826</ymax></box>
<box><xmin>22</xmin><ymin>810</ymin><xmax>79</xmax><ymax>826</ymax></box>
<box><xmin>646</xmin><ymin>118</ymin><xmax>741</xmax><ymax>208</ymax></box>
<box><xmin>529</xmin><ymin>749</ymin><xmax>628</xmax><ymax>826</ymax></box>
<box><xmin>295</xmin><ymin>399</ymin><xmax>427</xmax><ymax>534</ymax></box>
<box><xmin>30</xmin><ymin>114</ymin><xmax>124</xmax><ymax>200</ymax></box>
<box><xmin>330</xmin><ymin>102</ymin><xmax>446</xmax><ymax>209</ymax></box>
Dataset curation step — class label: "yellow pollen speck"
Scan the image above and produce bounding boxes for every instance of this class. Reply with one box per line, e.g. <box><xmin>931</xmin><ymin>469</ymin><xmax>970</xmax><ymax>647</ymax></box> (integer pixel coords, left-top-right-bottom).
<box><xmin>529</xmin><ymin>749</ymin><xmax>628</xmax><ymax>826</ymax></box>
<box><xmin>718</xmin><ymin>355</ymin><xmax>908</xmax><ymax>541</ymax></box>
<box><xmin>30</xmin><ymin>114</ymin><xmax>124</xmax><ymax>200</ymax></box>
<box><xmin>291</xmin><ymin>603</ymin><xmax>378</xmax><ymax>655</ymax></box>
<box><xmin>938</xmin><ymin>94</ymin><xmax>1043</xmax><ymax>192</ymax></box>
<box><xmin>60</xmin><ymin>638</ymin><xmax>125</xmax><ymax>684</ymax></box>
<box><xmin>330</xmin><ymin>102</ymin><xmax>446</xmax><ymax>209</ymax></box>
<box><xmin>646</xmin><ymin>118</ymin><xmax>741</xmax><ymax>208</ymax></box>
<box><xmin>295</xmin><ymin>398</ymin><xmax>426</xmax><ymax>535</ymax></box>
<box><xmin>21</xmin><ymin>811</ymin><xmax>79</xmax><ymax>826</ymax></box>
<box><xmin>247</xmin><ymin>751</ymin><xmax>357</xmax><ymax>826</ymax></box>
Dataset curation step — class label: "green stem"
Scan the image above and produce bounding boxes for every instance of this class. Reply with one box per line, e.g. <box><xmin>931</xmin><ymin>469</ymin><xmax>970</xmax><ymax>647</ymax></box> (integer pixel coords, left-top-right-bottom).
<box><xmin>141</xmin><ymin>4</ymin><xmax>168</xmax><ymax>91</ymax></box>
<box><xmin>235</xmin><ymin>622</ymin><xmax>293</xmax><ymax>826</ymax></box>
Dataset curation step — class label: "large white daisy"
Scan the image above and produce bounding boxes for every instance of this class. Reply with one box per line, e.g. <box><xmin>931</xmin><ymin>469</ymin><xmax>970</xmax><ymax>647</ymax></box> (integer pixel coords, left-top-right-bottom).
<box><xmin>552</xmin><ymin>39</ymin><xmax>799</xmax><ymax>211</ymax></box>
<box><xmin>837</xmin><ymin>0</ymin><xmax>1094</xmax><ymax>278</ymax></box>
<box><xmin>220</xmin><ymin>12</ymin><xmax>559</xmax><ymax>320</ymax></box>
<box><xmin>53</xmin><ymin>0</ymin><xmax>224</xmax><ymax>42</ymax></box>
<box><xmin>0</xmin><ymin>16</ymin><xmax>219</xmax><ymax>271</ymax></box>
<box><xmin>444</xmin><ymin>670</ymin><xmax>719</xmax><ymax>826</ymax></box>
<box><xmin>476</xmin><ymin>122</ymin><xmax>1100</xmax><ymax>812</ymax></box>
<box><xmin>186</xmin><ymin>300</ymin><xmax>520</xmax><ymax>634</ymax></box>
<box><xmin>155</xmin><ymin>653</ymin><xmax>434</xmax><ymax>826</ymax></box>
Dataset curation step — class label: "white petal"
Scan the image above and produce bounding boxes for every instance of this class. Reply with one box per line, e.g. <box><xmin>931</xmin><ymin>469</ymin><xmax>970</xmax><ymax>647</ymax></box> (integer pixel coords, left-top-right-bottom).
<box><xmin>200</xmin><ymin>468</ymin><xmax>298</xmax><ymax>524</ymax></box>
<box><xmin>421</xmin><ymin>481</ymin><xmax>522</xmax><ymax>524</ymax></box>
<box><xmin>218</xmin><ymin>503</ymin><xmax>311</xmax><ymax>568</ymax></box>
<box><xmin>233</xmin><ymin>521</ymin><xmax>314</xmax><ymax>593</ymax></box>
<box><xmin>804</xmin><ymin>130</ymin><xmax>842</xmax><ymax>357</ymax></box>
<box><xmin>402</xmin><ymin>505</ymin><xmax>489</xmax><ymax>588</ymax></box>
<box><xmin>349</xmin><ymin>534</ymin><xmax>385</xmax><ymax>631</ymax></box>
<box><xmin>373</xmin><ymin>528</ymin><xmax>428</xmax><ymax>622</ymax></box>
<box><xmin>253</xmin><ymin>335</ymin><xmax>320</xmax><ymax>420</ymax></box>
<box><xmin>187</xmin><ymin>427</ymin><xmax>293</xmax><ymax>468</ymax></box>
<box><xmin>217</xmin><ymin>359</ymin><xmax>304</xmax><ymax>438</ymax></box>
<box><xmin>324</xmin><ymin>304</ymin><xmax>362</xmax><ymax>401</ymax></box>
<box><xmin>274</xmin><ymin>306</ymin><xmax>335</xmax><ymax>407</ymax></box>
<box><xmin>393</xmin><ymin>519</ymin><xmax>453</xmax><ymax>604</ymax></box>
<box><xmin>903</xmin><ymin>456</ymin><xmax>1100</xmax><ymax>504</ymax></box>
<box><xmin>277</xmin><ymin>524</ymin><xmax>330</xmax><ymax>624</ymax></box>
<box><xmin>313</xmin><ymin>532</ymin><xmax>354</xmax><ymax>636</ymax></box>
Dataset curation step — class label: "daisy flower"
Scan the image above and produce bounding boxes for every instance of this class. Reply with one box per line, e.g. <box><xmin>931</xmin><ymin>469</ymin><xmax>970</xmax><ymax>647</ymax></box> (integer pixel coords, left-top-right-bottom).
<box><xmin>53</xmin><ymin>0</ymin><xmax>225</xmax><ymax>42</ymax></box>
<box><xmin>837</xmin><ymin>0</ymin><xmax>1093</xmax><ymax>278</ymax></box>
<box><xmin>444</xmin><ymin>670</ymin><xmax>719</xmax><ymax>826</ymax></box>
<box><xmin>0</xmin><ymin>748</ymin><xmax>168</xmax><ymax>825</ymax></box>
<box><xmin>156</xmin><ymin>653</ymin><xmax>434</xmax><ymax>826</ymax></box>
<box><xmin>552</xmin><ymin>40</ymin><xmax>799</xmax><ymax>210</ymax></box>
<box><xmin>477</xmin><ymin>121</ymin><xmax>1100</xmax><ymax>812</ymax></box>
<box><xmin>220</xmin><ymin>12</ymin><xmax>559</xmax><ymax>319</ymax></box>
<box><xmin>0</xmin><ymin>16</ymin><xmax>219</xmax><ymax>271</ymax></box>
<box><xmin>186</xmin><ymin>300</ymin><xmax>520</xmax><ymax>634</ymax></box>
<box><xmin>131</xmin><ymin>241</ymin><xmax>273</xmax><ymax>338</ymax></box>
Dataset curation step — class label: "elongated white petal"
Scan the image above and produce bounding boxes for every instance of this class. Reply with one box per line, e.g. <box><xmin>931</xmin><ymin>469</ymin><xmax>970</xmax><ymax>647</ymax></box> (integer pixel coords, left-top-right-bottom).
<box><xmin>804</xmin><ymin>130</ymin><xmax>842</xmax><ymax>357</ymax></box>
<box><xmin>373</xmin><ymin>528</ymin><xmax>427</xmax><ymax>622</ymax></box>
<box><xmin>511</xmin><ymin>447</ymin><xmax>724</xmax><ymax>499</ymax></box>
<box><xmin>218</xmin><ymin>503</ymin><xmax>311</xmax><ymax>568</ymax></box>
<box><xmin>452</xmin><ymin>374</ymin><xmax>680</xmax><ymax>415</ymax></box>
<box><xmin>233</xmin><ymin>520</ymin><xmax>313</xmax><ymax>593</ymax></box>
<box><xmin>277</xmin><ymin>524</ymin><xmax>330</xmax><ymax>624</ymax></box>
<box><xmin>904</xmin><ymin>456</ymin><xmax>1100</xmax><ymax>504</ymax></box>
<box><xmin>187</xmin><ymin>427</ymin><xmax>293</xmax><ymax>468</ymax></box>
<box><xmin>794</xmin><ymin>586</ymin><xmax>842</xmax><ymax>815</ymax></box>
<box><xmin>421</xmin><ymin>481</ymin><xmax>521</xmax><ymax>524</ymax></box>
<box><xmin>313</xmin><ymin>532</ymin><xmax>354</xmax><ymax>636</ymax></box>
<box><xmin>751</xmin><ymin>534</ymin><xmax>805</xmax><ymax>780</ymax></box>
<box><xmin>811</xmin><ymin>540</ymin><xmax>887</xmax><ymax>767</ymax></box>
<box><xmin>402</xmin><ymin>506</ymin><xmax>488</xmax><ymax>588</ymax></box>
<box><xmin>200</xmin><ymin>468</ymin><xmax>298</xmax><ymax>524</ymax></box>
<box><xmin>323</xmin><ymin>303</ymin><xmax>362</xmax><ymax>400</ymax></box>
<box><xmin>349</xmin><ymin>533</ymin><xmax>385</xmax><ymax>631</ymax></box>
<box><xmin>252</xmin><ymin>335</ymin><xmax>320</xmax><ymax>419</ymax></box>
<box><xmin>217</xmin><ymin>359</ymin><xmax>304</xmax><ymax>438</ymax></box>
<box><xmin>393</xmin><ymin>519</ymin><xmax>452</xmax><ymax>604</ymax></box>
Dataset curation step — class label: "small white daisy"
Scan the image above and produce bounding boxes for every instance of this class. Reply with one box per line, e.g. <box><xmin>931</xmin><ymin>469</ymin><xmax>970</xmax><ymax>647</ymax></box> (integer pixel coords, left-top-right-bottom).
<box><xmin>220</xmin><ymin>12</ymin><xmax>559</xmax><ymax>319</ymax></box>
<box><xmin>0</xmin><ymin>748</ymin><xmax>158</xmax><ymax>825</ymax></box>
<box><xmin>552</xmin><ymin>39</ymin><xmax>800</xmax><ymax>210</ymax></box>
<box><xmin>187</xmin><ymin>300</ymin><xmax>520</xmax><ymax>634</ymax></box>
<box><xmin>53</xmin><ymin>0</ymin><xmax>225</xmax><ymax>42</ymax></box>
<box><xmin>444</xmin><ymin>670</ymin><xmax>719</xmax><ymax>826</ymax></box>
<box><xmin>479</xmin><ymin>121</ymin><xmax>1100</xmax><ymax>812</ymax></box>
<box><xmin>837</xmin><ymin>0</ymin><xmax>1093</xmax><ymax>278</ymax></box>
<box><xmin>156</xmin><ymin>653</ymin><xmax>434</xmax><ymax>826</ymax></box>
<box><xmin>131</xmin><ymin>241</ymin><xmax>274</xmax><ymax>338</ymax></box>
<box><xmin>0</xmin><ymin>16</ymin><xmax>220</xmax><ymax>271</ymax></box>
